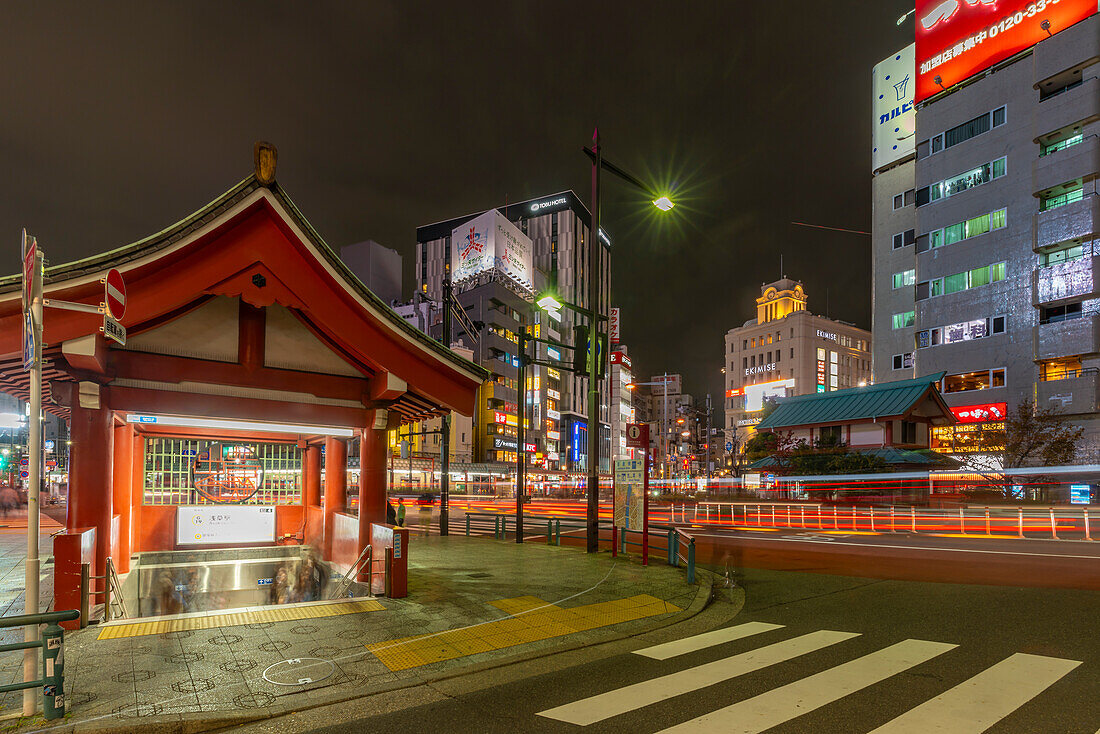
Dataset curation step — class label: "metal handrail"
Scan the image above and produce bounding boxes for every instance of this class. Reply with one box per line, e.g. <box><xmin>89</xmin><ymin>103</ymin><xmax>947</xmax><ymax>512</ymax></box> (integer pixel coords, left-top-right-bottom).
<box><xmin>330</xmin><ymin>544</ymin><xmax>372</xmax><ymax>599</ymax></box>
<box><xmin>0</xmin><ymin>609</ymin><xmax>79</xmax><ymax>719</ymax></box>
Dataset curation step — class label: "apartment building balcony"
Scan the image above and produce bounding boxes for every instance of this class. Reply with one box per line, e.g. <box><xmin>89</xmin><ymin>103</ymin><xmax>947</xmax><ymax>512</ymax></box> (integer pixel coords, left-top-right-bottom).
<box><xmin>1033</xmin><ymin>135</ymin><xmax>1100</xmax><ymax>195</ymax></box>
<box><xmin>1034</xmin><ymin>193</ymin><xmax>1100</xmax><ymax>250</ymax></box>
<box><xmin>1034</xmin><ymin>314</ymin><xmax>1100</xmax><ymax>360</ymax></box>
<box><xmin>1034</xmin><ymin>76</ymin><xmax>1100</xmax><ymax>138</ymax></box>
<box><xmin>1032</xmin><ymin>255</ymin><xmax>1100</xmax><ymax>307</ymax></box>
<box><xmin>1036</xmin><ymin>370</ymin><xmax>1100</xmax><ymax>415</ymax></box>
<box><xmin>1033</xmin><ymin>15</ymin><xmax>1100</xmax><ymax>86</ymax></box>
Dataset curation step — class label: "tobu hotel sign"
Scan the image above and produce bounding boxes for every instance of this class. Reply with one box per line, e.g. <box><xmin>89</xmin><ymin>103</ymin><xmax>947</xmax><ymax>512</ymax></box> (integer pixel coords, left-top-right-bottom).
<box><xmin>451</xmin><ymin>210</ymin><xmax>533</xmax><ymax>293</ymax></box>
<box><xmin>951</xmin><ymin>402</ymin><xmax>1007</xmax><ymax>423</ymax></box>
<box><xmin>915</xmin><ymin>0</ymin><xmax>1097</xmax><ymax>103</ymax></box>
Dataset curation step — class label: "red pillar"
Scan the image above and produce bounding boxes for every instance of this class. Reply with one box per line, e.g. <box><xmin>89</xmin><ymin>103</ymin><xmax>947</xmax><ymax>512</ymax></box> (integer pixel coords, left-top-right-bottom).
<box><xmin>130</xmin><ymin>432</ymin><xmax>144</xmax><ymax>556</ymax></box>
<box><xmin>67</xmin><ymin>398</ymin><xmax>114</xmax><ymax>589</ymax></box>
<box><xmin>111</xmin><ymin>423</ymin><xmax>134</xmax><ymax>574</ymax></box>
<box><xmin>303</xmin><ymin>445</ymin><xmax>321</xmax><ymax>506</ymax></box>
<box><xmin>358</xmin><ymin>427</ymin><xmax>389</xmax><ymax>581</ymax></box>
<box><xmin>323</xmin><ymin>437</ymin><xmax>347</xmax><ymax>559</ymax></box>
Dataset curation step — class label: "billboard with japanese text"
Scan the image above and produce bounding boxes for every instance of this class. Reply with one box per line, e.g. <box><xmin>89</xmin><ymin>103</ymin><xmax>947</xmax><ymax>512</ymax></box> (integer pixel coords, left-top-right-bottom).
<box><xmin>915</xmin><ymin>0</ymin><xmax>1097</xmax><ymax>103</ymax></box>
<box><xmin>873</xmin><ymin>45</ymin><xmax>915</xmax><ymax>171</ymax></box>
<box><xmin>451</xmin><ymin>210</ymin><xmax>533</xmax><ymax>293</ymax></box>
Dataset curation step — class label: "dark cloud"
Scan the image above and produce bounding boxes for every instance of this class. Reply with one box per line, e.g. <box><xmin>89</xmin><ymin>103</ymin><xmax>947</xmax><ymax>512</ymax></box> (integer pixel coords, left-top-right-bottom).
<box><xmin>1</xmin><ymin>1</ymin><xmax>910</xmax><ymax>403</ymax></box>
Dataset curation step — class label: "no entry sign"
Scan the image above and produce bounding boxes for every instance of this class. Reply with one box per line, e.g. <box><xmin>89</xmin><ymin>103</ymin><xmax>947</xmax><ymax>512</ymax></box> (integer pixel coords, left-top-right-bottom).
<box><xmin>105</xmin><ymin>269</ymin><xmax>126</xmax><ymax>321</ymax></box>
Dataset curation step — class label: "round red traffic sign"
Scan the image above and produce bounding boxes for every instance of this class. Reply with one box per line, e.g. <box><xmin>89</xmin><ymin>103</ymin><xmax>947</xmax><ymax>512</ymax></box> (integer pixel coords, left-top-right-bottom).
<box><xmin>105</xmin><ymin>269</ymin><xmax>126</xmax><ymax>321</ymax></box>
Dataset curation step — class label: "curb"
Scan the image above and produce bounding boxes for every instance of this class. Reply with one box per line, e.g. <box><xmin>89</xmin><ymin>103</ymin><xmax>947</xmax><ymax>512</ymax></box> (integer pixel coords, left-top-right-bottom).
<box><xmin>12</xmin><ymin>557</ymin><xmax>715</xmax><ymax>734</ymax></box>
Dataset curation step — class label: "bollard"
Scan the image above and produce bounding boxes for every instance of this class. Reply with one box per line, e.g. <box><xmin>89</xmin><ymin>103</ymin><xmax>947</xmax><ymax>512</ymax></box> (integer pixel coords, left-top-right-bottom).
<box><xmin>548</xmin><ymin>519</ymin><xmax>554</xmax><ymax>546</ymax></box>
<box><xmin>1017</xmin><ymin>507</ymin><xmax>1024</xmax><ymax>538</ymax></box>
<box><xmin>985</xmin><ymin>507</ymin><xmax>991</xmax><ymax>536</ymax></box>
<box><xmin>851</xmin><ymin>506</ymin><xmax>857</xmax><ymax>531</ymax></box>
<box><xmin>959</xmin><ymin>507</ymin><xmax>967</xmax><ymax>535</ymax></box>
<box><xmin>1049</xmin><ymin>507</ymin><xmax>1059</xmax><ymax>540</ymax></box>
<box><xmin>79</xmin><ymin>564</ymin><xmax>90</xmax><ymax>630</ymax></box>
<box><xmin>41</xmin><ymin>621</ymin><xmax>65</xmax><ymax>720</ymax></box>
<box><xmin>104</xmin><ymin>563</ymin><xmax>113</xmax><ymax>623</ymax></box>
<box><xmin>889</xmin><ymin>506</ymin><xmax>895</xmax><ymax>533</ymax></box>
<box><xmin>1084</xmin><ymin>508</ymin><xmax>1092</xmax><ymax>541</ymax></box>
<box><xmin>833</xmin><ymin>505</ymin><xmax>839</xmax><ymax>530</ymax></box>
<box><xmin>800</xmin><ymin>505</ymin><xmax>806</xmax><ymax>528</ymax></box>
<box><xmin>686</xmin><ymin>538</ymin><xmax>696</xmax><ymax>584</ymax></box>
<box><xmin>620</xmin><ymin>527</ymin><xmax>626</xmax><ymax>554</ymax></box>
<box><xmin>669</xmin><ymin>530</ymin><xmax>678</xmax><ymax>567</ymax></box>
<box><xmin>869</xmin><ymin>506</ymin><xmax>875</xmax><ymax>532</ymax></box>
<box><xmin>771</xmin><ymin>505</ymin><xmax>776</xmax><ymax>527</ymax></box>
<box><xmin>911</xmin><ymin>506</ymin><xmax>917</xmax><ymax>534</ymax></box>
<box><xmin>556</xmin><ymin>519</ymin><xmax>561</xmax><ymax>546</ymax></box>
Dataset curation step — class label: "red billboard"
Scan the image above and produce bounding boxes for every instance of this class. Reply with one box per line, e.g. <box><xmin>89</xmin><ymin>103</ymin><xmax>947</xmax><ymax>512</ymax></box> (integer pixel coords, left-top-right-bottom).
<box><xmin>950</xmin><ymin>402</ymin><xmax>1007</xmax><ymax>423</ymax></box>
<box><xmin>915</xmin><ymin>0</ymin><xmax>1097</xmax><ymax>103</ymax></box>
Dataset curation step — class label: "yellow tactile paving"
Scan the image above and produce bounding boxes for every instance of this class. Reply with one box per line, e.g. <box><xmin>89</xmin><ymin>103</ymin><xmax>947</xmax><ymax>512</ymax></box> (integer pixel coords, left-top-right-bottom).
<box><xmin>367</xmin><ymin>593</ymin><xmax>680</xmax><ymax>671</ymax></box>
<box><xmin>96</xmin><ymin>599</ymin><xmax>384</xmax><ymax>640</ymax></box>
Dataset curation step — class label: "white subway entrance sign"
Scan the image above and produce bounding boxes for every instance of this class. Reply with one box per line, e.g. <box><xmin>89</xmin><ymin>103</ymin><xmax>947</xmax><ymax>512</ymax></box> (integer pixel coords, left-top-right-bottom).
<box><xmin>177</xmin><ymin>506</ymin><xmax>276</xmax><ymax>546</ymax></box>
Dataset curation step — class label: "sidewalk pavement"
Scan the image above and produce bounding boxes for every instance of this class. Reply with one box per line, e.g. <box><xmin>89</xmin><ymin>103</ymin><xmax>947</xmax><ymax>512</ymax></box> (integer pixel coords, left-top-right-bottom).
<box><xmin>2</xmin><ymin>532</ymin><xmax>708</xmax><ymax>734</ymax></box>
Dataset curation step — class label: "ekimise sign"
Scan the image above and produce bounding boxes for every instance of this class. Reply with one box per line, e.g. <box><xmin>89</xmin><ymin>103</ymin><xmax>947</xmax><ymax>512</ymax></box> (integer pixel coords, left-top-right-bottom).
<box><xmin>915</xmin><ymin>0</ymin><xmax>1097</xmax><ymax>103</ymax></box>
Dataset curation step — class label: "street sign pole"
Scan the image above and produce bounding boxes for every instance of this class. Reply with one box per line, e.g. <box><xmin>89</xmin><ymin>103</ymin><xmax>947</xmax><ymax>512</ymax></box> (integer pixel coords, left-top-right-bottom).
<box><xmin>643</xmin><ymin>427</ymin><xmax>650</xmax><ymax>566</ymax></box>
<box><xmin>22</xmin><ymin>233</ymin><xmax>43</xmax><ymax>716</ymax></box>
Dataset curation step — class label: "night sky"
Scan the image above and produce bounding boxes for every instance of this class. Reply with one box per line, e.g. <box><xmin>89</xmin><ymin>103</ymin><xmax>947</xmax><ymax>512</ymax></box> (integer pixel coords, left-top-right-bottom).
<box><xmin>2</xmin><ymin>2</ymin><xmax>913</xmax><ymax>405</ymax></box>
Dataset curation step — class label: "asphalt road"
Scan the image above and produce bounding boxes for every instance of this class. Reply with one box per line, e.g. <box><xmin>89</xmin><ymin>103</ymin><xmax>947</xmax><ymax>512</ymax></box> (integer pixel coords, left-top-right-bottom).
<box><xmin>248</xmin><ymin>566</ymin><xmax>1100</xmax><ymax>733</ymax></box>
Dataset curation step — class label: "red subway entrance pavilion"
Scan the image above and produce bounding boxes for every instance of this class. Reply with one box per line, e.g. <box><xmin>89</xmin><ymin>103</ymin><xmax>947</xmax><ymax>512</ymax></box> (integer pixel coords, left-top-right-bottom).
<box><xmin>0</xmin><ymin>160</ymin><xmax>486</xmax><ymax>623</ymax></box>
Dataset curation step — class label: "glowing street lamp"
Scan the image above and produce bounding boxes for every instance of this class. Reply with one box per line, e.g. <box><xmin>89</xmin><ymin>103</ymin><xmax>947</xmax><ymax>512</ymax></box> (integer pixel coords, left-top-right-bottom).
<box><xmin>652</xmin><ymin>196</ymin><xmax>675</xmax><ymax>212</ymax></box>
<box><xmin>537</xmin><ymin>294</ymin><xmax>563</xmax><ymax>312</ymax></box>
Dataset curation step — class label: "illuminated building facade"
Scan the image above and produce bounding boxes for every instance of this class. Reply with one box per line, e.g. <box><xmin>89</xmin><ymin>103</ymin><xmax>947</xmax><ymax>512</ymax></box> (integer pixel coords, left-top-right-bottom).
<box><xmin>872</xmin><ymin>11</ymin><xmax>1100</xmax><ymax>459</ymax></box>
<box><xmin>416</xmin><ymin>192</ymin><xmax>613</xmax><ymax>474</ymax></box>
<box><xmin>724</xmin><ymin>279</ymin><xmax>872</xmax><ymax>449</ymax></box>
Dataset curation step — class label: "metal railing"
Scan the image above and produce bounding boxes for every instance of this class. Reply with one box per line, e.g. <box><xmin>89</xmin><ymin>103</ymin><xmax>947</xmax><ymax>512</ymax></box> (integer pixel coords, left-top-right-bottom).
<box><xmin>0</xmin><ymin>609</ymin><xmax>80</xmax><ymax>720</ymax></box>
<box><xmin>689</xmin><ymin>501</ymin><xmax>1095</xmax><ymax>540</ymax></box>
<box><xmin>463</xmin><ymin>512</ymin><xmax>696</xmax><ymax>583</ymax></box>
<box><xmin>80</xmin><ymin>557</ymin><xmax>127</xmax><ymax>626</ymax></box>
<box><xmin>330</xmin><ymin>545</ymin><xmax>372</xmax><ymax>599</ymax></box>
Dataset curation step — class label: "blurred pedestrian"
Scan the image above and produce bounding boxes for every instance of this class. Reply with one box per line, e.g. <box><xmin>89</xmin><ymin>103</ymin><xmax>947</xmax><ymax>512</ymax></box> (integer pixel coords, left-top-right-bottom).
<box><xmin>396</xmin><ymin>498</ymin><xmax>406</xmax><ymax>527</ymax></box>
<box><xmin>0</xmin><ymin>486</ymin><xmax>16</xmax><ymax>517</ymax></box>
<box><xmin>387</xmin><ymin>499</ymin><xmax>397</xmax><ymax>525</ymax></box>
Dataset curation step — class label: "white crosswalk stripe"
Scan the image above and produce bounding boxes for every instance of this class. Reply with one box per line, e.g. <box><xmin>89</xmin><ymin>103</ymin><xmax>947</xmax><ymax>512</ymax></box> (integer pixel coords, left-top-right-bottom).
<box><xmin>867</xmin><ymin>652</ymin><xmax>1082</xmax><ymax>733</ymax></box>
<box><xmin>633</xmin><ymin>622</ymin><xmax>785</xmax><ymax>660</ymax></box>
<box><xmin>657</xmin><ymin>639</ymin><xmax>958</xmax><ymax>734</ymax></box>
<box><xmin>537</xmin><ymin>624</ymin><xmax>1085</xmax><ymax>732</ymax></box>
<box><xmin>537</xmin><ymin>630</ymin><xmax>860</xmax><ymax>726</ymax></box>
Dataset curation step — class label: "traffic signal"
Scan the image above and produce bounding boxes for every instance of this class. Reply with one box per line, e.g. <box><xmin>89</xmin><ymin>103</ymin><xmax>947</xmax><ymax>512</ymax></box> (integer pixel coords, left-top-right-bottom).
<box><xmin>573</xmin><ymin>324</ymin><xmax>589</xmax><ymax>373</ymax></box>
<box><xmin>571</xmin><ymin>324</ymin><xmax>607</xmax><ymax>374</ymax></box>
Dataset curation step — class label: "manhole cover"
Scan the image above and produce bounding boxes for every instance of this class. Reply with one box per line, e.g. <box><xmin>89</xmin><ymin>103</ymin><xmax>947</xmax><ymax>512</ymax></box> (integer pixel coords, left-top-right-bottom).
<box><xmin>262</xmin><ymin>657</ymin><xmax>335</xmax><ymax>687</ymax></box>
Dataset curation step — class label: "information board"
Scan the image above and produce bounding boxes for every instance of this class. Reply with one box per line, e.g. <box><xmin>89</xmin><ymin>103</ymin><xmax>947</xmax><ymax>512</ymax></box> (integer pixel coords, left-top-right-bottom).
<box><xmin>1070</xmin><ymin>484</ymin><xmax>1090</xmax><ymax>505</ymax></box>
<box><xmin>176</xmin><ymin>505</ymin><xmax>275</xmax><ymax>546</ymax></box>
<box><xmin>614</xmin><ymin>459</ymin><xmax>644</xmax><ymax>530</ymax></box>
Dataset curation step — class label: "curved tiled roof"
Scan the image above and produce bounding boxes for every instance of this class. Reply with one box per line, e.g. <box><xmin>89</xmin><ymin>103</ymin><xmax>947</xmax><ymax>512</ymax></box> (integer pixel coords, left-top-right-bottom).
<box><xmin>755</xmin><ymin>373</ymin><xmax>950</xmax><ymax>430</ymax></box>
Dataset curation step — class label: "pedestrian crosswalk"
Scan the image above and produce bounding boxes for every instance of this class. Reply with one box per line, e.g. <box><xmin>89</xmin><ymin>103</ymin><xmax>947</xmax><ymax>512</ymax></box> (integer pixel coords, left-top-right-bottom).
<box><xmin>535</xmin><ymin>621</ymin><xmax>1083</xmax><ymax>732</ymax></box>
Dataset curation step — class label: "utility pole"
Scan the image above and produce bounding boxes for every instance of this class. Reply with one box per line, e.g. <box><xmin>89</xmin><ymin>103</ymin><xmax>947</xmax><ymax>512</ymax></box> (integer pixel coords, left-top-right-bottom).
<box><xmin>439</xmin><ymin>268</ymin><xmax>452</xmax><ymax>536</ymax></box>
<box><xmin>586</xmin><ymin>127</ymin><xmax>602</xmax><ymax>553</ymax></box>
<box><xmin>705</xmin><ymin>393</ymin><xmax>713</xmax><ymax>480</ymax></box>
<box><xmin>516</xmin><ymin>319</ymin><xmax>526</xmax><ymax>543</ymax></box>
<box><xmin>21</xmin><ymin>231</ymin><xmax>42</xmax><ymax>716</ymax></box>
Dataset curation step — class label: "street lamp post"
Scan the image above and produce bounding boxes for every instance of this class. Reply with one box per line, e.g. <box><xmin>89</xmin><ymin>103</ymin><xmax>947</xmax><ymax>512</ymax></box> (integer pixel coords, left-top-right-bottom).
<box><xmin>582</xmin><ymin>129</ymin><xmax>674</xmax><ymax>553</ymax></box>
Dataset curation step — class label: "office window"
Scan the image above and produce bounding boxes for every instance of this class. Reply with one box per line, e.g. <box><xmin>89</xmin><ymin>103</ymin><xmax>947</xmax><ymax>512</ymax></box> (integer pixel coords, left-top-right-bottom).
<box><xmin>1041</xmin><ymin>182</ymin><xmax>1084</xmax><ymax>212</ymax></box>
<box><xmin>817</xmin><ymin>348</ymin><xmax>826</xmax><ymax>360</ymax></box>
<box><xmin>743</xmin><ymin>339</ymin><xmax>748</xmax><ymax>349</ymax></box>
<box><xmin>892</xmin><ymin>270</ymin><xmax>916</xmax><ymax>289</ymax></box>
<box><xmin>992</xmin><ymin>315</ymin><xmax>1006</xmax><ymax>333</ymax></box>
<box><xmin>767</xmin><ymin>351</ymin><xmax>772</xmax><ymax>362</ymax></box>
<box><xmin>931</xmin><ymin>133</ymin><xmax>944</xmax><ymax>153</ymax></box>
<box><xmin>767</xmin><ymin>334</ymin><xmax>774</xmax><ymax>344</ymax></box>
<box><xmin>992</xmin><ymin>106</ymin><xmax>1006</xmax><ymax>127</ymax></box>
<box><xmin>892</xmin><ymin>353</ymin><xmax>913</xmax><ymax>370</ymax></box>
<box><xmin>751</xmin><ymin>355</ymin><xmax>756</xmax><ymax>367</ymax></box>
<box><xmin>743</xmin><ymin>357</ymin><xmax>748</xmax><ymax>369</ymax></box>
<box><xmin>776</xmin><ymin>350</ymin><xmax>781</xmax><ymax>363</ymax></box>
<box><xmin>969</xmin><ymin>265</ymin><xmax>991</xmax><ymax>288</ymax></box>
<box><xmin>790</xmin><ymin>348</ymin><xmax>794</xmax><ymax>358</ymax></box>
<box><xmin>830</xmin><ymin>351</ymin><xmax>838</xmax><ymax>363</ymax></box>
<box><xmin>1040</xmin><ymin>303</ymin><xmax>1084</xmax><ymax>324</ymax></box>
<box><xmin>1040</xmin><ymin>243</ymin><xmax>1085</xmax><ymax>266</ymax></box>
<box><xmin>892</xmin><ymin>312</ymin><xmax>913</xmax><ymax>329</ymax></box>
<box><xmin>943</xmin><ymin>369</ymin><xmax>1004</xmax><ymax>393</ymax></box>
<box><xmin>944</xmin><ymin>272</ymin><xmax>968</xmax><ymax>294</ymax></box>
<box><xmin>750</xmin><ymin>338</ymin><xmax>755</xmax><ymax>348</ymax></box>
<box><xmin>919</xmin><ymin>158</ymin><xmax>1007</xmax><ymax>206</ymax></box>
<box><xmin>893</xmin><ymin>193</ymin><xmax>903</xmax><ymax>209</ymax></box>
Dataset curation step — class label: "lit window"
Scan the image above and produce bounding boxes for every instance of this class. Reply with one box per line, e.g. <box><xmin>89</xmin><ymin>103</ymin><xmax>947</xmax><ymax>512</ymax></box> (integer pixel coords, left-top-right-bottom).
<box><xmin>892</xmin><ymin>311</ymin><xmax>914</xmax><ymax>329</ymax></box>
<box><xmin>892</xmin><ymin>270</ymin><xmax>916</xmax><ymax>289</ymax></box>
